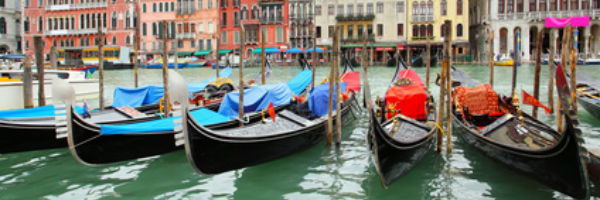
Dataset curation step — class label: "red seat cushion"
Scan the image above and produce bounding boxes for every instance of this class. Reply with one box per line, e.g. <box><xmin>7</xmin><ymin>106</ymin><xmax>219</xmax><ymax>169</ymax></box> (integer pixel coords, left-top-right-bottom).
<box><xmin>384</xmin><ymin>69</ymin><xmax>427</xmax><ymax>120</ymax></box>
<box><xmin>453</xmin><ymin>84</ymin><xmax>499</xmax><ymax>115</ymax></box>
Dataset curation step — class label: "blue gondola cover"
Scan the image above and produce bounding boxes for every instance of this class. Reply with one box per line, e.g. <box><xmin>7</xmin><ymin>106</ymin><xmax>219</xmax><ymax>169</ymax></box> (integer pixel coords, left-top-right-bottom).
<box><xmin>307</xmin><ymin>83</ymin><xmax>346</xmax><ymax>117</ymax></box>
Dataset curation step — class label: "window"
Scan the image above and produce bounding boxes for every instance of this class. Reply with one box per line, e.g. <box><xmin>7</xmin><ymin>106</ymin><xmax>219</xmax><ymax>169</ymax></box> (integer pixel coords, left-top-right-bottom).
<box><xmin>25</xmin><ymin>0</ymin><xmax>29</xmax><ymax>7</ymax></box>
<box><xmin>367</xmin><ymin>24</ymin><xmax>373</xmax><ymax>36</ymax></box>
<box><xmin>328</xmin><ymin>25</ymin><xmax>334</xmax><ymax>37</ymax></box>
<box><xmin>337</xmin><ymin>5</ymin><xmax>344</xmax><ymax>15</ymax></box>
<box><xmin>153</xmin><ymin>3</ymin><xmax>156</xmax><ymax>12</ymax></box>
<box><xmin>397</xmin><ymin>1</ymin><xmax>404</xmax><ymax>12</ymax></box>
<box><xmin>24</xmin><ymin>17</ymin><xmax>30</xmax><ymax>32</ymax></box>
<box><xmin>0</xmin><ymin>18</ymin><xmax>5</xmax><ymax>34</ymax></box>
<box><xmin>377</xmin><ymin>24</ymin><xmax>383</xmax><ymax>36</ymax></box>
<box><xmin>126</xmin><ymin>36</ymin><xmax>131</xmax><ymax>45</ymax></box>
<box><xmin>529</xmin><ymin>0</ymin><xmax>536</xmax><ymax>11</ymax></box>
<box><xmin>199</xmin><ymin>0</ymin><xmax>203</xmax><ymax>9</ymax></box>
<box><xmin>206</xmin><ymin>39</ymin><xmax>211</xmax><ymax>49</ymax></box>
<box><xmin>170</xmin><ymin>2</ymin><xmax>174</xmax><ymax>11</ymax></box>
<box><xmin>38</xmin><ymin>16</ymin><xmax>42</xmax><ymax>32</ymax></box>
<box><xmin>198</xmin><ymin>39</ymin><xmax>204</xmax><ymax>50</ymax></box>
<box><xmin>207</xmin><ymin>0</ymin><xmax>212</xmax><ymax>9</ymax></box>
<box><xmin>347</xmin><ymin>25</ymin><xmax>353</xmax><ymax>38</ymax></box>
<box><xmin>550</xmin><ymin>0</ymin><xmax>556</xmax><ymax>10</ymax></box>
<box><xmin>517</xmin><ymin>0</ymin><xmax>523</xmax><ymax>11</ymax></box>
<box><xmin>457</xmin><ymin>24</ymin><xmax>463</xmax><ymax>37</ymax></box>
<box><xmin>441</xmin><ymin>0</ymin><xmax>447</xmax><ymax>15</ymax></box>
<box><xmin>316</xmin><ymin>26</ymin><xmax>321</xmax><ymax>38</ymax></box>
<box><xmin>112</xmin><ymin>36</ymin><xmax>116</xmax><ymax>45</ymax></box>
<box><xmin>498</xmin><ymin>0</ymin><xmax>504</xmax><ymax>12</ymax></box>
<box><xmin>222</xmin><ymin>12</ymin><xmax>227</xmax><ymax>26</ymax></box>
<box><xmin>111</xmin><ymin>12</ymin><xmax>117</xmax><ymax>28</ymax></box>
<box><xmin>208</xmin><ymin>22</ymin><xmax>214</xmax><ymax>33</ymax></box>
<box><xmin>159</xmin><ymin>2</ymin><xmax>163</xmax><ymax>12</ymax></box>
<box><xmin>507</xmin><ymin>0</ymin><xmax>513</xmax><ymax>12</ymax></box>
<box><xmin>347</xmin><ymin>4</ymin><xmax>354</xmax><ymax>15</ymax></box>
<box><xmin>412</xmin><ymin>1</ymin><xmax>418</xmax><ymax>15</ymax></box>
<box><xmin>412</xmin><ymin>25</ymin><xmax>418</xmax><ymax>37</ymax></box>
<box><xmin>199</xmin><ymin>22</ymin><xmax>204</xmax><ymax>33</ymax></box>
<box><xmin>152</xmin><ymin>22</ymin><xmax>157</xmax><ymax>35</ymax></box>
<box><xmin>142</xmin><ymin>23</ymin><xmax>147</xmax><ymax>35</ymax></box>
<box><xmin>457</xmin><ymin>0</ymin><xmax>463</xmax><ymax>15</ymax></box>
<box><xmin>328</xmin><ymin>4</ymin><xmax>334</xmax><ymax>15</ymax></box>
<box><xmin>376</xmin><ymin>2</ymin><xmax>383</xmax><ymax>13</ymax></box>
<box><xmin>356</xmin><ymin>24</ymin><xmax>363</xmax><ymax>37</ymax></box>
<box><xmin>234</xmin><ymin>11</ymin><xmax>239</xmax><ymax>25</ymax></box>
<box><xmin>143</xmin><ymin>4</ymin><xmax>147</xmax><ymax>13</ymax></box>
<box><xmin>126</xmin><ymin>11</ymin><xmax>131</xmax><ymax>28</ymax></box>
<box><xmin>234</xmin><ymin>31</ymin><xmax>240</xmax><ymax>44</ymax></box>
<box><xmin>571</xmin><ymin>0</ymin><xmax>578</xmax><ymax>9</ymax></box>
<box><xmin>316</xmin><ymin>5</ymin><xmax>322</xmax><ymax>16</ymax></box>
<box><xmin>276</xmin><ymin>26</ymin><xmax>283</xmax><ymax>42</ymax></box>
<box><xmin>165</xmin><ymin>2</ymin><xmax>169</xmax><ymax>12</ymax></box>
<box><xmin>560</xmin><ymin>0</ymin><xmax>567</xmax><ymax>10</ymax></box>
<box><xmin>397</xmin><ymin>23</ymin><xmax>403</xmax><ymax>36</ymax></box>
<box><xmin>222</xmin><ymin>32</ymin><xmax>227</xmax><ymax>43</ymax></box>
<box><xmin>357</xmin><ymin>3</ymin><xmax>364</xmax><ymax>15</ymax></box>
<box><xmin>420</xmin><ymin>25</ymin><xmax>426</xmax><ymax>37</ymax></box>
<box><xmin>427</xmin><ymin>24</ymin><xmax>433</xmax><ymax>36</ymax></box>
<box><xmin>440</xmin><ymin>24</ymin><xmax>446</xmax><ymax>37</ymax></box>
<box><xmin>38</xmin><ymin>0</ymin><xmax>42</xmax><ymax>7</ymax></box>
<box><xmin>0</xmin><ymin>0</ymin><xmax>4</xmax><ymax>7</ymax></box>
<box><xmin>251</xmin><ymin>6</ymin><xmax>258</xmax><ymax>19</ymax></box>
<box><xmin>582</xmin><ymin>0</ymin><xmax>588</xmax><ymax>9</ymax></box>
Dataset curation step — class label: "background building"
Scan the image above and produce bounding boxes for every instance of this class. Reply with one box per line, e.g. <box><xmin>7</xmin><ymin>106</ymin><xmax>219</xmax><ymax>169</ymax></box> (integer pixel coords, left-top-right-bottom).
<box><xmin>0</xmin><ymin>0</ymin><xmax>21</xmax><ymax>54</ymax></box>
<box><xmin>140</xmin><ymin>0</ymin><xmax>176</xmax><ymax>58</ymax></box>
<box><xmin>289</xmin><ymin>0</ymin><xmax>313</xmax><ymax>49</ymax></box>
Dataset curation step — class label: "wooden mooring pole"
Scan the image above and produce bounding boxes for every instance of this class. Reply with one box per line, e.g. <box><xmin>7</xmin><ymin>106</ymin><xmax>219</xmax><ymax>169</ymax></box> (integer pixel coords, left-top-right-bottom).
<box><xmin>489</xmin><ymin>31</ymin><xmax>494</xmax><ymax>88</ymax></box>
<box><xmin>335</xmin><ymin>29</ymin><xmax>342</xmax><ymax>146</ymax></box>
<box><xmin>548</xmin><ymin>29</ymin><xmax>556</xmax><ymax>114</ymax></box>
<box><xmin>327</xmin><ymin>27</ymin><xmax>339</xmax><ymax>146</ymax></box>
<box><xmin>98</xmin><ymin>24</ymin><xmax>105</xmax><ymax>110</ymax></box>
<box><xmin>23</xmin><ymin>56</ymin><xmax>34</xmax><ymax>108</ymax></box>
<box><xmin>311</xmin><ymin>27</ymin><xmax>317</xmax><ymax>89</ymax></box>
<box><xmin>162</xmin><ymin>21</ymin><xmax>170</xmax><ymax>117</ymax></box>
<box><xmin>261</xmin><ymin>30</ymin><xmax>266</xmax><ymax>85</ymax></box>
<box><xmin>570</xmin><ymin>28</ymin><xmax>578</xmax><ymax>113</ymax></box>
<box><xmin>558</xmin><ymin>24</ymin><xmax>572</xmax><ymax>132</ymax></box>
<box><xmin>215</xmin><ymin>34</ymin><xmax>220</xmax><ymax>78</ymax></box>
<box><xmin>426</xmin><ymin>33</ymin><xmax>431</xmax><ymax>88</ymax></box>
<box><xmin>238</xmin><ymin>26</ymin><xmax>246</xmax><ymax>126</ymax></box>
<box><xmin>444</xmin><ymin>20</ymin><xmax>453</xmax><ymax>153</ymax></box>
<box><xmin>34</xmin><ymin>36</ymin><xmax>46</xmax><ymax>106</ymax></box>
<box><xmin>532</xmin><ymin>29</ymin><xmax>544</xmax><ymax>118</ymax></box>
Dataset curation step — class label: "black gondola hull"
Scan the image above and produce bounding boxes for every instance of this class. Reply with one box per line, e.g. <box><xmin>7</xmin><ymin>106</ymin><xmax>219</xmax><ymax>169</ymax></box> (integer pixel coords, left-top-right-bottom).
<box><xmin>577</xmin><ymin>95</ymin><xmax>600</xmax><ymax>120</ymax></box>
<box><xmin>0</xmin><ymin>123</ymin><xmax>64</xmax><ymax>153</ymax></box>
<box><xmin>186</xmin><ymin>97</ymin><xmax>356</xmax><ymax>174</ymax></box>
<box><xmin>452</xmin><ymin>116</ymin><xmax>589</xmax><ymax>199</ymax></box>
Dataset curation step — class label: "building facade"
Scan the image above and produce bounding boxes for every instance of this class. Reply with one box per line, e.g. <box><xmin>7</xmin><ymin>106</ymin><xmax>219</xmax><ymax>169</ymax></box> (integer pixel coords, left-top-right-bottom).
<box><xmin>140</xmin><ymin>0</ymin><xmax>176</xmax><ymax>57</ymax></box>
<box><xmin>0</xmin><ymin>0</ymin><xmax>21</xmax><ymax>54</ymax></box>
<box><xmin>289</xmin><ymin>0</ymin><xmax>313</xmax><ymax>49</ymax></box>
<box><xmin>470</xmin><ymin>0</ymin><xmax>600</xmax><ymax>62</ymax></box>
<box><xmin>407</xmin><ymin>0</ymin><xmax>469</xmax><ymax>60</ymax></box>
<box><xmin>174</xmin><ymin>0</ymin><xmax>218</xmax><ymax>55</ymax></box>
<box><xmin>23</xmin><ymin>0</ymin><xmax>137</xmax><ymax>56</ymax></box>
<box><xmin>314</xmin><ymin>0</ymin><xmax>409</xmax><ymax>63</ymax></box>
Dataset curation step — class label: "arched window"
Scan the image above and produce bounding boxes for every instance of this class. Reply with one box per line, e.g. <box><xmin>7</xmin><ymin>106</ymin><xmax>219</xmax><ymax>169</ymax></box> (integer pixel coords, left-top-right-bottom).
<box><xmin>152</xmin><ymin>22</ymin><xmax>157</xmax><ymax>35</ymax></box>
<box><xmin>457</xmin><ymin>24</ymin><xmax>463</xmax><ymax>37</ymax></box>
<box><xmin>126</xmin><ymin>11</ymin><xmax>131</xmax><ymax>28</ymax></box>
<box><xmin>241</xmin><ymin>6</ymin><xmax>248</xmax><ymax>20</ymax></box>
<box><xmin>420</xmin><ymin>25</ymin><xmax>426</xmax><ymax>37</ymax></box>
<box><xmin>420</xmin><ymin>1</ymin><xmax>426</xmax><ymax>17</ymax></box>
<box><xmin>0</xmin><ymin>18</ymin><xmax>5</xmax><ymax>34</ymax></box>
<box><xmin>111</xmin><ymin>12</ymin><xmax>117</xmax><ymax>28</ymax></box>
<box><xmin>0</xmin><ymin>0</ymin><xmax>4</xmax><ymax>7</ymax></box>
<box><xmin>412</xmin><ymin>1</ymin><xmax>418</xmax><ymax>15</ymax></box>
<box><xmin>440</xmin><ymin>24</ymin><xmax>446</xmax><ymax>37</ymax></box>
<box><xmin>412</xmin><ymin>25</ymin><xmax>418</xmax><ymax>37</ymax></box>
<box><xmin>126</xmin><ymin>36</ymin><xmax>131</xmax><ymax>45</ymax></box>
<box><xmin>427</xmin><ymin>24</ymin><xmax>433</xmax><ymax>37</ymax></box>
<box><xmin>142</xmin><ymin>23</ymin><xmax>147</xmax><ymax>36</ymax></box>
<box><xmin>441</xmin><ymin>0</ymin><xmax>447</xmax><ymax>16</ymax></box>
<box><xmin>457</xmin><ymin>0</ymin><xmax>463</xmax><ymax>15</ymax></box>
<box><xmin>112</xmin><ymin>36</ymin><xmax>116</xmax><ymax>45</ymax></box>
<box><xmin>38</xmin><ymin>16</ymin><xmax>43</xmax><ymax>32</ymax></box>
<box><xmin>251</xmin><ymin>5</ymin><xmax>259</xmax><ymax>19</ymax></box>
<box><xmin>427</xmin><ymin>1</ymin><xmax>433</xmax><ymax>15</ymax></box>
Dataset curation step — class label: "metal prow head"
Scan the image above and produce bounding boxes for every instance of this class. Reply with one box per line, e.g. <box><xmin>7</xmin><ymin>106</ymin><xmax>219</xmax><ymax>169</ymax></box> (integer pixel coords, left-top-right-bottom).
<box><xmin>168</xmin><ymin>69</ymin><xmax>188</xmax><ymax>147</ymax></box>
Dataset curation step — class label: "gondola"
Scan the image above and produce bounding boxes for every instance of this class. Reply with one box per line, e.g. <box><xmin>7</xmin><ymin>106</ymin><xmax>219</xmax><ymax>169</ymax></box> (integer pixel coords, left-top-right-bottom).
<box><xmin>450</xmin><ymin>66</ymin><xmax>589</xmax><ymax>199</ymax></box>
<box><xmin>0</xmin><ymin>67</ymin><xmax>233</xmax><ymax>154</ymax></box>
<box><xmin>368</xmin><ymin>58</ymin><xmax>436</xmax><ymax>188</ymax></box>
<box><xmin>65</xmin><ymin>68</ymin><xmax>311</xmax><ymax>165</ymax></box>
<box><xmin>183</xmin><ymin>66</ymin><xmax>360</xmax><ymax>175</ymax></box>
<box><xmin>411</xmin><ymin>54</ymin><xmax>437</xmax><ymax>67</ymax></box>
<box><xmin>573</xmin><ymin>73</ymin><xmax>600</xmax><ymax>120</ymax></box>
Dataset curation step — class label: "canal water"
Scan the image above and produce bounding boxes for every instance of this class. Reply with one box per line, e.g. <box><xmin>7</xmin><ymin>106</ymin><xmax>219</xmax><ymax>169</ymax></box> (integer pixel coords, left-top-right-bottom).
<box><xmin>1</xmin><ymin>64</ymin><xmax>600</xmax><ymax>199</ymax></box>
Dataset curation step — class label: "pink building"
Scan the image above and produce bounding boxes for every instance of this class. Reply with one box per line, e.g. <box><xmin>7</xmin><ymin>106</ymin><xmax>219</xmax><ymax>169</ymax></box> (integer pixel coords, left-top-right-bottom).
<box><xmin>23</xmin><ymin>0</ymin><xmax>137</xmax><ymax>59</ymax></box>
<box><xmin>174</xmin><ymin>0</ymin><xmax>218</xmax><ymax>56</ymax></box>
<box><xmin>139</xmin><ymin>0</ymin><xmax>176</xmax><ymax>58</ymax></box>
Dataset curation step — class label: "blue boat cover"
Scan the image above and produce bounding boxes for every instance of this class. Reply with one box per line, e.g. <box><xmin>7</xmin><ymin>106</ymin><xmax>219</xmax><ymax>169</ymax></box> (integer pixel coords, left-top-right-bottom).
<box><xmin>218</xmin><ymin>84</ymin><xmax>293</xmax><ymax>117</ymax></box>
<box><xmin>112</xmin><ymin>67</ymin><xmax>232</xmax><ymax>108</ymax></box>
<box><xmin>0</xmin><ymin>105</ymin><xmax>84</xmax><ymax>119</ymax></box>
<box><xmin>286</xmin><ymin>69</ymin><xmax>312</xmax><ymax>96</ymax></box>
<box><xmin>100</xmin><ymin>108</ymin><xmax>230</xmax><ymax>135</ymax></box>
<box><xmin>307</xmin><ymin>83</ymin><xmax>347</xmax><ymax>117</ymax></box>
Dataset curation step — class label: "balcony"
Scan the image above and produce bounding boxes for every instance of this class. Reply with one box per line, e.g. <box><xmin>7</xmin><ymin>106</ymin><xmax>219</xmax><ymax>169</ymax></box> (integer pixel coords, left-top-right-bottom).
<box><xmin>259</xmin><ymin>17</ymin><xmax>284</xmax><ymax>24</ymax></box>
<box><xmin>335</xmin><ymin>14</ymin><xmax>375</xmax><ymax>21</ymax></box>
<box><xmin>45</xmin><ymin>2</ymin><xmax>107</xmax><ymax>11</ymax></box>
<box><xmin>341</xmin><ymin>35</ymin><xmax>375</xmax><ymax>43</ymax></box>
<box><xmin>411</xmin><ymin>15</ymin><xmax>434</xmax><ymax>23</ymax></box>
<box><xmin>45</xmin><ymin>28</ymin><xmax>108</xmax><ymax>36</ymax></box>
<box><xmin>177</xmin><ymin>7</ymin><xmax>195</xmax><ymax>15</ymax></box>
<box><xmin>496</xmin><ymin>9</ymin><xmax>600</xmax><ymax>21</ymax></box>
<box><xmin>176</xmin><ymin>32</ymin><xmax>196</xmax><ymax>39</ymax></box>
<box><xmin>411</xmin><ymin>35</ymin><xmax>434</xmax><ymax>40</ymax></box>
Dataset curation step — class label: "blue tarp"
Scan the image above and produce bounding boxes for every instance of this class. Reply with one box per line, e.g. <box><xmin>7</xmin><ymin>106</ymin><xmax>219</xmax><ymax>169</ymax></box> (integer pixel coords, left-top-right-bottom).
<box><xmin>218</xmin><ymin>84</ymin><xmax>293</xmax><ymax>117</ymax></box>
<box><xmin>100</xmin><ymin>108</ymin><xmax>230</xmax><ymax>135</ymax></box>
<box><xmin>306</xmin><ymin>48</ymin><xmax>324</xmax><ymax>53</ymax></box>
<box><xmin>112</xmin><ymin>67</ymin><xmax>232</xmax><ymax>108</ymax></box>
<box><xmin>0</xmin><ymin>105</ymin><xmax>84</xmax><ymax>119</ymax></box>
<box><xmin>286</xmin><ymin>69</ymin><xmax>312</xmax><ymax>96</ymax></box>
<box><xmin>307</xmin><ymin>83</ymin><xmax>346</xmax><ymax>117</ymax></box>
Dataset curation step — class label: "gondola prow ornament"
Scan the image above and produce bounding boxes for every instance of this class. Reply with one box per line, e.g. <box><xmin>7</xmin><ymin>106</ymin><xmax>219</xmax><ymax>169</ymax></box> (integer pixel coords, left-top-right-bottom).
<box><xmin>168</xmin><ymin>70</ymin><xmax>189</xmax><ymax>147</ymax></box>
<box><xmin>53</xmin><ymin>77</ymin><xmax>75</xmax><ymax>140</ymax></box>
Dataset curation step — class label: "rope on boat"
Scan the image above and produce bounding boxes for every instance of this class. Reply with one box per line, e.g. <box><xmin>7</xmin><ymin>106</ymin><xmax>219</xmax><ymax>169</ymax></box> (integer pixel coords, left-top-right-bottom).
<box><xmin>426</xmin><ymin>121</ymin><xmax>445</xmax><ymax>137</ymax></box>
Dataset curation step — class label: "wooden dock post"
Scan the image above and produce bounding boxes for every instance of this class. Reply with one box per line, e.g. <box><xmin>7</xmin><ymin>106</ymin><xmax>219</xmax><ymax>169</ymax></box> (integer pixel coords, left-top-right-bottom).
<box><xmin>557</xmin><ymin>25</ymin><xmax>572</xmax><ymax>132</ymax></box>
<box><xmin>444</xmin><ymin>20</ymin><xmax>453</xmax><ymax>153</ymax></box>
<box><xmin>426</xmin><ymin>33</ymin><xmax>431</xmax><ymax>88</ymax></box>
<box><xmin>133</xmin><ymin>27</ymin><xmax>140</xmax><ymax>88</ymax></box>
<box><xmin>261</xmin><ymin>30</ymin><xmax>266</xmax><ymax>85</ymax></box>
<box><xmin>238</xmin><ymin>26</ymin><xmax>246</xmax><ymax>126</ymax></box>
<box><xmin>533</xmin><ymin>29</ymin><xmax>544</xmax><ymax>118</ymax></box>
<box><xmin>335</xmin><ymin>29</ymin><xmax>342</xmax><ymax>146</ymax></box>
<box><xmin>511</xmin><ymin>29</ymin><xmax>520</xmax><ymax>96</ymax></box>
<box><xmin>311</xmin><ymin>27</ymin><xmax>317</xmax><ymax>89</ymax></box>
<box><xmin>327</xmin><ymin>27</ymin><xmax>338</xmax><ymax>146</ymax></box>
<box><xmin>162</xmin><ymin>21</ymin><xmax>170</xmax><ymax>117</ymax></box>
<box><xmin>97</xmin><ymin>24</ymin><xmax>105</xmax><ymax>110</ymax></box>
<box><xmin>489</xmin><ymin>31</ymin><xmax>494</xmax><ymax>88</ymax></box>
<box><xmin>361</xmin><ymin>30</ymin><xmax>369</xmax><ymax>108</ymax></box>
<box><xmin>436</xmin><ymin>40</ymin><xmax>447</xmax><ymax>152</ymax></box>
<box><xmin>34</xmin><ymin>36</ymin><xmax>46</xmax><ymax>106</ymax></box>
<box><xmin>215</xmin><ymin>34</ymin><xmax>220</xmax><ymax>78</ymax></box>
<box><xmin>569</xmin><ymin>28</ymin><xmax>578</xmax><ymax>112</ymax></box>
<box><xmin>23</xmin><ymin>56</ymin><xmax>34</xmax><ymax>108</ymax></box>
<box><xmin>548</xmin><ymin>29</ymin><xmax>556</xmax><ymax>114</ymax></box>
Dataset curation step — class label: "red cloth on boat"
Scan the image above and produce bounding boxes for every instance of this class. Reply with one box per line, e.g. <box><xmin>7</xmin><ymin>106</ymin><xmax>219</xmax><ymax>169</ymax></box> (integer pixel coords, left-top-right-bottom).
<box><xmin>384</xmin><ymin>69</ymin><xmax>427</xmax><ymax>120</ymax></box>
<box><xmin>341</xmin><ymin>71</ymin><xmax>361</xmax><ymax>93</ymax></box>
<box><xmin>453</xmin><ymin>84</ymin><xmax>499</xmax><ymax>115</ymax></box>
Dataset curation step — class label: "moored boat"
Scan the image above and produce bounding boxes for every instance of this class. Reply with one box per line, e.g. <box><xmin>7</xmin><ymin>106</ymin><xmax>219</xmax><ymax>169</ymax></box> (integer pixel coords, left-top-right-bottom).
<box><xmin>368</xmin><ymin>59</ymin><xmax>437</xmax><ymax>187</ymax></box>
<box><xmin>450</xmin><ymin>67</ymin><xmax>589</xmax><ymax>199</ymax></box>
<box><xmin>573</xmin><ymin>73</ymin><xmax>600</xmax><ymax>121</ymax></box>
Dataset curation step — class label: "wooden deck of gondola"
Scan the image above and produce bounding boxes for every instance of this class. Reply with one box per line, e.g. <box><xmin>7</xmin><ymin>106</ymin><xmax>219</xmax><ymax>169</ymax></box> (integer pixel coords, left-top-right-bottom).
<box><xmin>184</xmin><ymin>95</ymin><xmax>356</xmax><ymax>175</ymax></box>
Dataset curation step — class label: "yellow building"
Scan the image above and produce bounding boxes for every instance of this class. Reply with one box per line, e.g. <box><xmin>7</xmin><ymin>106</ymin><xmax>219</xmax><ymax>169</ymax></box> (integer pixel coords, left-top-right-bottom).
<box><xmin>406</xmin><ymin>0</ymin><xmax>469</xmax><ymax>63</ymax></box>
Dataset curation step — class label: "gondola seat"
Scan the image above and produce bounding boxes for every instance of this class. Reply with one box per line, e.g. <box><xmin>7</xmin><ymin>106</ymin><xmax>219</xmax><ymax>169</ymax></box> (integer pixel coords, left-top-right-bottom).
<box><xmin>454</xmin><ymin>84</ymin><xmax>505</xmax><ymax>128</ymax></box>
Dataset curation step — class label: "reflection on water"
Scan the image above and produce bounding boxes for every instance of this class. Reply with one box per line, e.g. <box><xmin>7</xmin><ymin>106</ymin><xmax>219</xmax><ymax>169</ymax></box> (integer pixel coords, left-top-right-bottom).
<box><xmin>0</xmin><ymin>65</ymin><xmax>599</xmax><ymax>199</ymax></box>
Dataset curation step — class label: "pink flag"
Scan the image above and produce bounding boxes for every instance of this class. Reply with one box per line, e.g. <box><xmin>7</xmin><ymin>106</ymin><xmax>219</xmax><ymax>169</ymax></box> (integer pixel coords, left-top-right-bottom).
<box><xmin>545</xmin><ymin>16</ymin><xmax>590</xmax><ymax>28</ymax></box>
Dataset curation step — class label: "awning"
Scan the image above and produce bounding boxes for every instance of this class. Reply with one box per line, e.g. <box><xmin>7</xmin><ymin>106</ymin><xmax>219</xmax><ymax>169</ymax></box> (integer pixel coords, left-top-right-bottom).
<box><xmin>375</xmin><ymin>47</ymin><xmax>395</xmax><ymax>51</ymax></box>
<box><xmin>371</xmin><ymin>43</ymin><xmax>396</xmax><ymax>47</ymax></box>
<box><xmin>177</xmin><ymin>51</ymin><xmax>194</xmax><ymax>56</ymax></box>
<box><xmin>218</xmin><ymin>49</ymin><xmax>233</xmax><ymax>54</ymax></box>
<box><xmin>252</xmin><ymin>48</ymin><xmax>281</xmax><ymax>54</ymax></box>
<box><xmin>194</xmin><ymin>50</ymin><xmax>212</xmax><ymax>56</ymax></box>
<box><xmin>341</xmin><ymin>44</ymin><xmax>363</xmax><ymax>48</ymax></box>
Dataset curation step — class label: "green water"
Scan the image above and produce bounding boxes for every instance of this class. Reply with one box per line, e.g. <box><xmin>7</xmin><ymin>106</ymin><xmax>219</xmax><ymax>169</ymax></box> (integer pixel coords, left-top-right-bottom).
<box><xmin>1</xmin><ymin>65</ymin><xmax>600</xmax><ymax>199</ymax></box>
